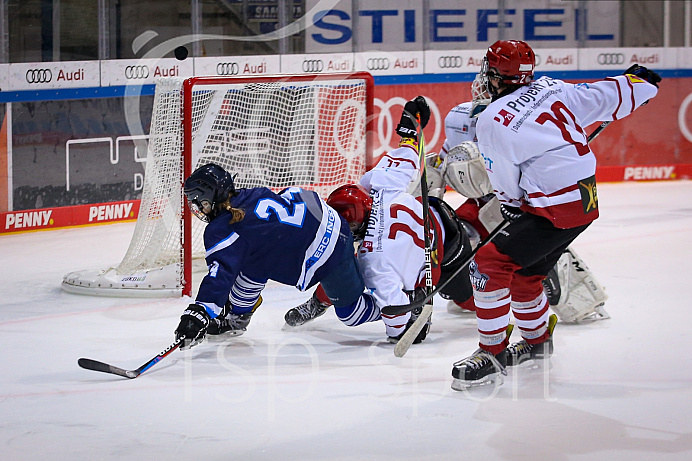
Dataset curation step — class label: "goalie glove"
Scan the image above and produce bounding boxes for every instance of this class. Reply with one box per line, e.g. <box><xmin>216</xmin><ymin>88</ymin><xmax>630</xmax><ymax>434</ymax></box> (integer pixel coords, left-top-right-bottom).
<box><xmin>175</xmin><ymin>304</ymin><xmax>211</xmax><ymax>349</ymax></box>
<box><xmin>443</xmin><ymin>141</ymin><xmax>493</xmax><ymax>199</ymax></box>
<box><xmin>396</xmin><ymin>96</ymin><xmax>431</xmax><ymax>139</ymax></box>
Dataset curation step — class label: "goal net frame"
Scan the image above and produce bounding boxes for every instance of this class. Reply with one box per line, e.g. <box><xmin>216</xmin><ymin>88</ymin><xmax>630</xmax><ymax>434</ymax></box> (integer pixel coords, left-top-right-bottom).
<box><xmin>62</xmin><ymin>72</ymin><xmax>374</xmax><ymax>298</ymax></box>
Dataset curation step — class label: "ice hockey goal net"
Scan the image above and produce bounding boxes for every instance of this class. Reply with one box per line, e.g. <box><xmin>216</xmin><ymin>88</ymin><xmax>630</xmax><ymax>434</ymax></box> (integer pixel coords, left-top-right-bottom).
<box><xmin>62</xmin><ymin>72</ymin><xmax>374</xmax><ymax>297</ymax></box>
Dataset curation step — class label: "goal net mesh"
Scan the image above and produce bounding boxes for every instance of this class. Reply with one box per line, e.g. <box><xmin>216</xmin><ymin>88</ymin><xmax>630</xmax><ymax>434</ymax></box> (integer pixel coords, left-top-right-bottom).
<box><xmin>62</xmin><ymin>74</ymin><xmax>370</xmax><ymax>296</ymax></box>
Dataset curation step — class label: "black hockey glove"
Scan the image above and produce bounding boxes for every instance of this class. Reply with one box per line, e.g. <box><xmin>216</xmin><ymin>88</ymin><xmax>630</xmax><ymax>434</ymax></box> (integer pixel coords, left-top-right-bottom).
<box><xmin>175</xmin><ymin>304</ymin><xmax>211</xmax><ymax>349</ymax></box>
<box><xmin>624</xmin><ymin>64</ymin><xmax>661</xmax><ymax>88</ymax></box>
<box><xmin>396</xmin><ymin>96</ymin><xmax>431</xmax><ymax>139</ymax></box>
<box><xmin>500</xmin><ymin>204</ymin><xmax>524</xmax><ymax>222</ymax></box>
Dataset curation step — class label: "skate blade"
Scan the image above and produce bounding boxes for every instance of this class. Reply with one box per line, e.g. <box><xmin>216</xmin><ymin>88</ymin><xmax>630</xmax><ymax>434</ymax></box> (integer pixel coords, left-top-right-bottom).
<box><xmin>510</xmin><ymin>356</ymin><xmax>553</xmax><ymax>371</ymax></box>
<box><xmin>206</xmin><ymin>330</ymin><xmax>246</xmax><ymax>342</ymax></box>
<box><xmin>281</xmin><ymin>320</ymin><xmax>318</xmax><ymax>331</ymax></box>
<box><xmin>446</xmin><ymin>304</ymin><xmax>476</xmax><ymax>316</ymax></box>
<box><xmin>451</xmin><ymin>373</ymin><xmax>505</xmax><ymax>391</ymax></box>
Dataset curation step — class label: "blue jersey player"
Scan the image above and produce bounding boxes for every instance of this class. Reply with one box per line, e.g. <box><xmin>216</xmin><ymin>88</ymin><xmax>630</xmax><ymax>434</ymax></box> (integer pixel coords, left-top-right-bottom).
<box><xmin>174</xmin><ymin>163</ymin><xmax>374</xmax><ymax>349</ymax></box>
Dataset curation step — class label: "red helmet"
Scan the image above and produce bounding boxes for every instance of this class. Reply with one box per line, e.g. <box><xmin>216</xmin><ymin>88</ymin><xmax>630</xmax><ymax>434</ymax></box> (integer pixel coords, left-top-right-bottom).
<box><xmin>485</xmin><ymin>40</ymin><xmax>535</xmax><ymax>85</ymax></box>
<box><xmin>327</xmin><ymin>184</ymin><xmax>372</xmax><ymax>237</ymax></box>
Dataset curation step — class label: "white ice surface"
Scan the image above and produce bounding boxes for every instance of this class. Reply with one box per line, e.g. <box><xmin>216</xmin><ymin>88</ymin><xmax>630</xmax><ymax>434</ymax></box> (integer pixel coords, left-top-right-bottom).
<box><xmin>1</xmin><ymin>182</ymin><xmax>692</xmax><ymax>461</ymax></box>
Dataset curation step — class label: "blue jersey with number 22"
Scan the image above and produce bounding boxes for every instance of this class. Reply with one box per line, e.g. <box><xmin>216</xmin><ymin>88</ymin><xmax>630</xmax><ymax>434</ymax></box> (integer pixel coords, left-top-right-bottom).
<box><xmin>195</xmin><ymin>186</ymin><xmax>351</xmax><ymax>317</ymax></box>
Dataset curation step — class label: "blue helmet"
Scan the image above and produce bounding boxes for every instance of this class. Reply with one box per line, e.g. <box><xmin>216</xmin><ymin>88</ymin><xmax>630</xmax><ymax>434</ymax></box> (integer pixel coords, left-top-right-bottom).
<box><xmin>183</xmin><ymin>163</ymin><xmax>235</xmax><ymax>222</ymax></box>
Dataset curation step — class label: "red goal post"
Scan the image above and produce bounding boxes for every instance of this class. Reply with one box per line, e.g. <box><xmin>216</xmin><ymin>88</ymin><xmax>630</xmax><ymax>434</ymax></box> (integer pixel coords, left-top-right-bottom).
<box><xmin>62</xmin><ymin>72</ymin><xmax>374</xmax><ymax>298</ymax></box>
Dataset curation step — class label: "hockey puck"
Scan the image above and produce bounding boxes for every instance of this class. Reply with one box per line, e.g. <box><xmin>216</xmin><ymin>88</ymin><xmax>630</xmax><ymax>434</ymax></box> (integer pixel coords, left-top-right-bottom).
<box><xmin>174</xmin><ymin>46</ymin><xmax>189</xmax><ymax>61</ymax></box>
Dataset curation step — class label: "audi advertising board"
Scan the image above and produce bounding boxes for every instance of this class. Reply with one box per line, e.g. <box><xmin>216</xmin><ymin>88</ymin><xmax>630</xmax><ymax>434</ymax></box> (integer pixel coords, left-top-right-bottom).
<box><xmin>424</xmin><ymin>50</ymin><xmax>485</xmax><ymax>74</ymax></box>
<box><xmin>100</xmin><ymin>58</ymin><xmax>194</xmax><ymax>86</ymax></box>
<box><xmin>354</xmin><ymin>51</ymin><xmax>424</xmax><ymax>76</ymax></box>
<box><xmin>678</xmin><ymin>47</ymin><xmax>692</xmax><ymax>70</ymax></box>
<box><xmin>579</xmin><ymin>48</ymin><xmax>677</xmax><ymax>71</ymax></box>
<box><xmin>194</xmin><ymin>55</ymin><xmax>280</xmax><ymax>77</ymax></box>
<box><xmin>533</xmin><ymin>49</ymin><xmax>578</xmax><ymax>72</ymax></box>
<box><xmin>281</xmin><ymin>53</ymin><xmax>354</xmax><ymax>74</ymax></box>
<box><xmin>0</xmin><ymin>64</ymin><xmax>8</xmax><ymax>92</ymax></box>
<box><xmin>0</xmin><ymin>47</ymin><xmax>687</xmax><ymax>93</ymax></box>
<box><xmin>9</xmin><ymin>61</ymin><xmax>100</xmax><ymax>91</ymax></box>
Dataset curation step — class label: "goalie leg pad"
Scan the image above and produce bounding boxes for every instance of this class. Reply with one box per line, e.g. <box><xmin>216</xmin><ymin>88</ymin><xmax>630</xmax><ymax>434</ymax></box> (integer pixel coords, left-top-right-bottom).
<box><xmin>548</xmin><ymin>247</ymin><xmax>609</xmax><ymax>323</ymax></box>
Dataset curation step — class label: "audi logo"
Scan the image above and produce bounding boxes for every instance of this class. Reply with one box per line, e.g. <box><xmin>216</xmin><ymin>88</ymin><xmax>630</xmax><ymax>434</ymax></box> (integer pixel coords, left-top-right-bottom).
<box><xmin>124</xmin><ymin>65</ymin><xmax>150</xmax><ymax>79</ymax></box>
<box><xmin>366</xmin><ymin>58</ymin><xmax>390</xmax><ymax>71</ymax></box>
<box><xmin>216</xmin><ymin>62</ymin><xmax>239</xmax><ymax>76</ymax></box>
<box><xmin>25</xmin><ymin>69</ymin><xmax>52</xmax><ymax>84</ymax></box>
<box><xmin>597</xmin><ymin>53</ymin><xmax>625</xmax><ymax>65</ymax></box>
<box><xmin>302</xmin><ymin>60</ymin><xmax>324</xmax><ymax>73</ymax></box>
<box><xmin>438</xmin><ymin>56</ymin><xmax>463</xmax><ymax>69</ymax></box>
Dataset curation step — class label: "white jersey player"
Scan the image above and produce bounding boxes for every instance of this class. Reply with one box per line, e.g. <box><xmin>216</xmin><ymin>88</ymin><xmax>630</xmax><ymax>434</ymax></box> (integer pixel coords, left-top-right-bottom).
<box><xmin>449</xmin><ymin>39</ymin><xmax>660</xmax><ymax>390</ymax></box>
<box><xmin>285</xmin><ymin>97</ymin><xmax>474</xmax><ymax>344</ymax></box>
<box><xmin>436</xmin><ymin>75</ymin><xmax>610</xmax><ymax>325</ymax></box>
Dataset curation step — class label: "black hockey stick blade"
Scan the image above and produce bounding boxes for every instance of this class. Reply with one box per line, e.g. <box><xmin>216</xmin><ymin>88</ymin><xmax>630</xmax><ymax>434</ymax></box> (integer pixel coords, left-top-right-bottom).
<box><xmin>78</xmin><ymin>358</ymin><xmax>140</xmax><ymax>379</ymax></box>
<box><xmin>78</xmin><ymin>336</ymin><xmax>184</xmax><ymax>379</ymax></box>
<box><xmin>381</xmin><ymin>218</ymin><xmax>509</xmax><ymax>316</ymax></box>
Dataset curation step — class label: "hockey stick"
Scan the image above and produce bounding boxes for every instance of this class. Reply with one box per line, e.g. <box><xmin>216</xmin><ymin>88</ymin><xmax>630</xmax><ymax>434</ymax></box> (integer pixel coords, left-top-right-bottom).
<box><xmin>589</xmin><ymin>65</ymin><xmax>652</xmax><ymax>142</ymax></box>
<box><xmin>385</xmin><ymin>91</ymin><xmax>634</xmax><ymax>320</ymax></box>
<box><xmin>393</xmin><ymin>115</ymin><xmax>433</xmax><ymax>358</ymax></box>
<box><xmin>78</xmin><ymin>336</ymin><xmax>184</xmax><ymax>379</ymax></box>
<box><xmin>586</xmin><ymin>120</ymin><xmax>611</xmax><ymax>143</ymax></box>
<box><xmin>587</xmin><ymin>101</ymin><xmax>648</xmax><ymax>143</ymax></box>
<box><xmin>382</xmin><ymin>218</ymin><xmax>509</xmax><ymax>317</ymax></box>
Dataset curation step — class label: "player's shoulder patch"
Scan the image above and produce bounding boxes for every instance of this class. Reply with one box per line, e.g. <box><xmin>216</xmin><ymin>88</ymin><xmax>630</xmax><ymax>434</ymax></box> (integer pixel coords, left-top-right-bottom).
<box><xmin>626</xmin><ymin>74</ymin><xmax>647</xmax><ymax>84</ymax></box>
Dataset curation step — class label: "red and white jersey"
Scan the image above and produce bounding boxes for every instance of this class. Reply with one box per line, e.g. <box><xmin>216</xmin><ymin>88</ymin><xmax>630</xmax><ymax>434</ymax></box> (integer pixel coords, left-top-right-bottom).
<box><xmin>477</xmin><ymin>75</ymin><xmax>658</xmax><ymax>228</ymax></box>
<box><xmin>359</xmin><ymin>139</ymin><xmax>444</xmax><ymax>336</ymax></box>
<box><xmin>440</xmin><ymin>102</ymin><xmax>478</xmax><ymax>157</ymax></box>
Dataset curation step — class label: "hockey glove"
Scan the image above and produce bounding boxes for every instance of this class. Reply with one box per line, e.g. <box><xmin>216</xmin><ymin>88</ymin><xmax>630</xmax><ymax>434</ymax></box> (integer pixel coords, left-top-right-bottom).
<box><xmin>396</xmin><ymin>96</ymin><xmax>431</xmax><ymax>139</ymax></box>
<box><xmin>624</xmin><ymin>64</ymin><xmax>662</xmax><ymax>88</ymax></box>
<box><xmin>500</xmin><ymin>204</ymin><xmax>524</xmax><ymax>222</ymax></box>
<box><xmin>175</xmin><ymin>303</ymin><xmax>211</xmax><ymax>349</ymax></box>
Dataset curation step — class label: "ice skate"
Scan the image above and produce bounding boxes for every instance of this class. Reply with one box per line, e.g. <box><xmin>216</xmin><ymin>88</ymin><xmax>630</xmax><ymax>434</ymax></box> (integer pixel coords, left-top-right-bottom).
<box><xmin>451</xmin><ymin>348</ymin><xmax>507</xmax><ymax>390</ymax></box>
<box><xmin>207</xmin><ymin>311</ymin><xmax>254</xmax><ymax>337</ymax></box>
<box><xmin>506</xmin><ymin>314</ymin><xmax>557</xmax><ymax>368</ymax></box>
<box><xmin>387</xmin><ymin>306</ymin><xmax>431</xmax><ymax>345</ymax></box>
<box><xmin>284</xmin><ymin>295</ymin><xmax>330</xmax><ymax>327</ymax></box>
<box><xmin>445</xmin><ymin>299</ymin><xmax>476</xmax><ymax>315</ymax></box>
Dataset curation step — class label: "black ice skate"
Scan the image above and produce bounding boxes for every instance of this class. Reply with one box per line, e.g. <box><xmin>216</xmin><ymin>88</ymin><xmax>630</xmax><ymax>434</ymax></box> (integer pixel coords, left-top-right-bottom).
<box><xmin>507</xmin><ymin>314</ymin><xmax>557</xmax><ymax>367</ymax></box>
<box><xmin>207</xmin><ymin>311</ymin><xmax>254</xmax><ymax>336</ymax></box>
<box><xmin>208</xmin><ymin>296</ymin><xmax>263</xmax><ymax>337</ymax></box>
<box><xmin>284</xmin><ymin>295</ymin><xmax>330</xmax><ymax>327</ymax></box>
<box><xmin>451</xmin><ymin>348</ymin><xmax>508</xmax><ymax>391</ymax></box>
<box><xmin>387</xmin><ymin>306</ymin><xmax>431</xmax><ymax>345</ymax></box>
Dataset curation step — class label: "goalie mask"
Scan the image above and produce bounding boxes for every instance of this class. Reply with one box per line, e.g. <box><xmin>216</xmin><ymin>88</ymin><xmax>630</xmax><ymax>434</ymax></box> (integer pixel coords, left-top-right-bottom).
<box><xmin>470</xmin><ymin>73</ymin><xmax>491</xmax><ymax>118</ymax></box>
<box><xmin>184</xmin><ymin>163</ymin><xmax>236</xmax><ymax>223</ymax></box>
<box><xmin>326</xmin><ymin>184</ymin><xmax>372</xmax><ymax>239</ymax></box>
